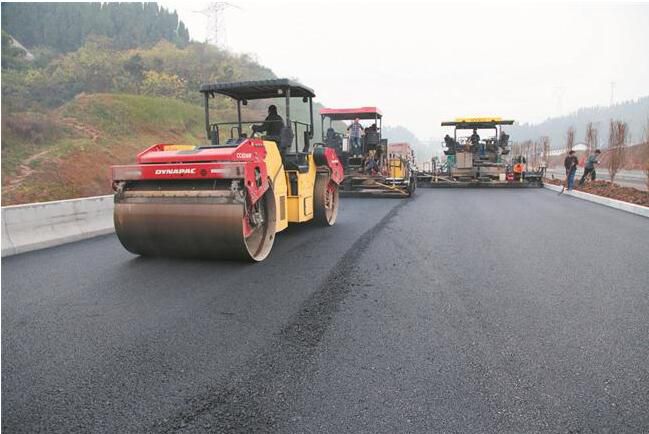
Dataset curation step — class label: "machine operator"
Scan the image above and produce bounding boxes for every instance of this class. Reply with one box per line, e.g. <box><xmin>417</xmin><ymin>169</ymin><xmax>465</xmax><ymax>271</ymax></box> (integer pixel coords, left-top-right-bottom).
<box><xmin>252</xmin><ymin>105</ymin><xmax>284</xmax><ymax>137</ymax></box>
<box><xmin>470</xmin><ymin>128</ymin><xmax>483</xmax><ymax>155</ymax></box>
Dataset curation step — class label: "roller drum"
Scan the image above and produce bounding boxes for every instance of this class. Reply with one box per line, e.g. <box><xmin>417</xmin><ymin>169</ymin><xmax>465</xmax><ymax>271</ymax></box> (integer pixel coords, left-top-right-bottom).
<box><xmin>114</xmin><ymin>186</ymin><xmax>276</xmax><ymax>261</ymax></box>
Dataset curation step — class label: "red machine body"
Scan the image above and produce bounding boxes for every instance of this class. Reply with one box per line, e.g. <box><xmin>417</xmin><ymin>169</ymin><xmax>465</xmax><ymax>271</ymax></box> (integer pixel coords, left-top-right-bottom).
<box><xmin>112</xmin><ymin>139</ymin><xmax>270</xmax><ymax>204</ymax></box>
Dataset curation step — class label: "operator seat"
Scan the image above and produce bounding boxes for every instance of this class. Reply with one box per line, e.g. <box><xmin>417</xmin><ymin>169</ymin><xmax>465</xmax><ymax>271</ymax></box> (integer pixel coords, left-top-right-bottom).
<box><xmin>278</xmin><ymin>126</ymin><xmax>309</xmax><ymax>173</ymax></box>
<box><xmin>364</xmin><ymin>131</ymin><xmax>380</xmax><ymax>153</ymax></box>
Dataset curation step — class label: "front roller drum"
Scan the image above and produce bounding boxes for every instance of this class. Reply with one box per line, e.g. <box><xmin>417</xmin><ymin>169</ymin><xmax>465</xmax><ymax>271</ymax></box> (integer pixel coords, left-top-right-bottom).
<box><xmin>114</xmin><ymin>187</ymin><xmax>276</xmax><ymax>262</ymax></box>
<box><xmin>314</xmin><ymin>173</ymin><xmax>339</xmax><ymax>226</ymax></box>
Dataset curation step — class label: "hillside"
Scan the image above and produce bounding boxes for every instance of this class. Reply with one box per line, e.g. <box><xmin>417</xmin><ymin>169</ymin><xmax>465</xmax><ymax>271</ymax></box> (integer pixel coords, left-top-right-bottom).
<box><xmin>2</xmin><ymin>94</ymin><xmax>244</xmax><ymax>205</ymax></box>
<box><xmin>377</xmin><ymin>124</ymin><xmax>434</xmax><ymax>162</ymax></box>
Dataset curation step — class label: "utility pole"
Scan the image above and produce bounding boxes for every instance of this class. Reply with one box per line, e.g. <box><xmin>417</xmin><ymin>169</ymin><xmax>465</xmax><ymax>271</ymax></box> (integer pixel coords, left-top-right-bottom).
<box><xmin>609</xmin><ymin>81</ymin><xmax>616</xmax><ymax>106</ymax></box>
<box><xmin>193</xmin><ymin>2</ymin><xmax>240</xmax><ymax>47</ymax></box>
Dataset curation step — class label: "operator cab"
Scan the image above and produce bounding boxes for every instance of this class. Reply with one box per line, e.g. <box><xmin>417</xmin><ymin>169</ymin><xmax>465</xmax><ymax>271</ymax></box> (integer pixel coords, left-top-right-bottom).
<box><xmin>200</xmin><ymin>79</ymin><xmax>316</xmax><ymax>172</ymax></box>
<box><xmin>441</xmin><ymin>118</ymin><xmax>514</xmax><ymax>163</ymax></box>
<box><xmin>319</xmin><ymin>107</ymin><xmax>386</xmax><ymax>168</ymax></box>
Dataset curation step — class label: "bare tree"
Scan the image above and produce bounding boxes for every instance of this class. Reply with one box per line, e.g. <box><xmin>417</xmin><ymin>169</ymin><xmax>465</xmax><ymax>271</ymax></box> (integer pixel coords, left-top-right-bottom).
<box><xmin>642</xmin><ymin>117</ymin><xmax>649</xmax><ymax>190</ymax></box>
<box><xmin>607</xmin><ymin>119</ymin><xmax>628</xmax><ymax>183</ymax></box>
<box><xmin>540</xmin><ymin>136</ymin><xmax>550</xmax><ymax>168</ymax></box>
<box><xmin>521</xmin><ymin>140</ymin><xmax>533</xmax><ymax>164</ymax></box>
<box><xmin>585</xmin><ymin>122</ymin><xmax>598</xmax><ymax>154</ymax></box>
<box><xmin>565</xmin><ymin>126</ymin><xmax>575</xmax><ymax>154</ymax></box>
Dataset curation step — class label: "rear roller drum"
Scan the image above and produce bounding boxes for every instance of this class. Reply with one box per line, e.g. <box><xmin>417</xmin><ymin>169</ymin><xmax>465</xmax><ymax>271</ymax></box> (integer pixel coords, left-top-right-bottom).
<box><xmin>314</xmin><ymin>173</ymin><xmax>339</xmax><ymax>226</ymax></box>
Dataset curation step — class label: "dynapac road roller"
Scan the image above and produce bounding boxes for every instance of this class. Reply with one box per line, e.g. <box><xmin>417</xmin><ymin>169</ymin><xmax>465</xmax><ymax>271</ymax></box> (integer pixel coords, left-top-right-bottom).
<box><xmin>111</xmin><ymin>79</ymin><xmax>343</xmax><ymax>261</ymax></box>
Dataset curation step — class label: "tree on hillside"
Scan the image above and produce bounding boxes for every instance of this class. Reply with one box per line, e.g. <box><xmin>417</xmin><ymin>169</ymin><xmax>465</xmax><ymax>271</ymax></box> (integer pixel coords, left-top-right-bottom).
<box><xmin>1</xmin><ymin>3</ymin><xmax>190</xmax><ymax>53</ymax></box>
<box><xmin>607</xmin><ymin>120</ymin><xmax>627</xmax><ymax>183</ymax></box>
<box><xmin>1</xmin><ymin>37</ymin><xmax>278</xmax><ymax>110</ymax></box>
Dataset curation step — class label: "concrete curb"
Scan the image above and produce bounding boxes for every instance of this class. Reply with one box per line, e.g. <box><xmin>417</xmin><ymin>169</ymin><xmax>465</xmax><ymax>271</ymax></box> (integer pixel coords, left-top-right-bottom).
<box><xmin>543</xmin><ymin>184</ymin><xmax>649</xmax><ymax>219</ymax></box>
<box><xmin>1</xmin><ymin>195</ymin><xmax>115</xmax><ymax>257</ymax></box>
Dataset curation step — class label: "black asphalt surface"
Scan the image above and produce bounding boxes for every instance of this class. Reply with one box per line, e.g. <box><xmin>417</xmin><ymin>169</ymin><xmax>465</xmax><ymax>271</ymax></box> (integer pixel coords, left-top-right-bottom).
<box><xmin>2</xmin><ymin>190</ymin><xmax>648</xmax><ymax>433</ymax></box>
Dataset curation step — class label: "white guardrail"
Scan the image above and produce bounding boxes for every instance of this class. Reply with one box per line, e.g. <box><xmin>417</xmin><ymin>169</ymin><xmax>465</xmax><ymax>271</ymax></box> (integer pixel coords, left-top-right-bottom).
<box><xmin>1</xmin><ymin>195</ymin><xmax>114</xmax><ymax>257</ymax></box>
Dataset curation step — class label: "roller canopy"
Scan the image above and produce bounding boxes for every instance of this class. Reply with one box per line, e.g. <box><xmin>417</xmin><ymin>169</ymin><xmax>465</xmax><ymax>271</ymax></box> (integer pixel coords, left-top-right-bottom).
<box><xmin>200</xmin><ymin>79</ymin><xmax>315</xmax><ymax>100</ymax></box>
<box><xmin>320</xmin><ymin>107</ymin><xmax>383</xmax><ymax>120</ymax></box>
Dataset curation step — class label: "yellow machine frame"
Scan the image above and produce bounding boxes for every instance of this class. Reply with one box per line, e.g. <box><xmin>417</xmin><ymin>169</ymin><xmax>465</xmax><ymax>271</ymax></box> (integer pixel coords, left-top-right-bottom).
<box><xmin>388</xmin><ymin>157</ymin><xmax>407</xmax><ymax>180</ymax></box>
<box><xmin>262</xmin><ymin>140</ymin><xmax>317</xmax><ymax>231</ymax></box>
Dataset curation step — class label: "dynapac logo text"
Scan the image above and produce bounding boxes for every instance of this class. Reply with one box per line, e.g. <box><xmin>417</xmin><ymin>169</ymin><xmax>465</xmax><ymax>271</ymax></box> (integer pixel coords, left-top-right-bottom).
<box><xmin>154</xmin><ymin>168</ymin><xmax>196</xmax><ymax>175</ymax></box>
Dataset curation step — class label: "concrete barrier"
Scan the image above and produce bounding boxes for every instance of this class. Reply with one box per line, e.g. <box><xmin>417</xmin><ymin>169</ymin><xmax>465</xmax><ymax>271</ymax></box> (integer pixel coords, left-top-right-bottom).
<box><xmin>543</xmin><ymin>183</ymin><xmax>649</xmax><ymax>219</ymax></box>
<box><xmin>1</xmin><ymin>195</ymin><xmax>114</xmax><ymax>257</ymax></box>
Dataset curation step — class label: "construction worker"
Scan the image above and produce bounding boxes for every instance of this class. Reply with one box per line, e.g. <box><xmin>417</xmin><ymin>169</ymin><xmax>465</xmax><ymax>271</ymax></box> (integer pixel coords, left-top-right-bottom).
<box><xmin>444</xmin><ymin>134</ymin><xmax>456</xmax><ymax>154</ymax></box>
<box><xmin>564</xmin><ymin>150</ymin><xmax>579</xmax><ymax>190</ymax></box>
<box><xmin>252</xmin><ymin>105</ymin><xmax>283</xmax><ymax>137</ymax></box>
<box><xmin>499</xmin><ymin>131</ymin><xmax>510</xmax><ymax>148</ymax></box>
<box><xmin>347</xmin><ymin>118</ymin><xmax>363</xmax><ymax>155</ymax></box>
<box><xmin>364</xmin><ymin>151</ymin><xmax>379</xmax><ymax>174</ymax></box>
<box><xmin>470</xmin><ymin>128</ymin><xmax>481</xmax><ymax>154</ymax></box>
<box><xmin>365</xmin><ymin>123</ymin><xmax>378</xmax><ymax>133</ymax></box>
<box><xmin>579</xmin><ymin>149</ymin><xmax>601</xmax><ymax>185</ymax></box>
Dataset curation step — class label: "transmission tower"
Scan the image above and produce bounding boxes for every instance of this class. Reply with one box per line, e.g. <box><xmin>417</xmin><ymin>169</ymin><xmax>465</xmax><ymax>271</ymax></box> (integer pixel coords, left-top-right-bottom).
<box><xmin>193</xmin><ymin>2</ymin><xmax>240</xmax><ymax>47</ymax></box>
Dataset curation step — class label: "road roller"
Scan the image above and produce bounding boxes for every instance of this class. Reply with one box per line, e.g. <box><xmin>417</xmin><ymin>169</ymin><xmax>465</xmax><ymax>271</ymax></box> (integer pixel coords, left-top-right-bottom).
<box><xmin>110</xmin><ymin>79</ymin><xmax>344</xmax><ymax>261</ymax></box>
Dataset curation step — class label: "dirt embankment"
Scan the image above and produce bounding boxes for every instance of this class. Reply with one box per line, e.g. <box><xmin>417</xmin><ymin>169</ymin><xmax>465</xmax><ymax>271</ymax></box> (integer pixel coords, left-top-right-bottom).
<box><xmin>1</xmin><ymin>93</ymin><xmax>219</xmax><ymax>205</ymax></box>
<box><xmin>545</xmin><ymin>178</ymin><xmax>649</xmax><ymax>207</ymax></box>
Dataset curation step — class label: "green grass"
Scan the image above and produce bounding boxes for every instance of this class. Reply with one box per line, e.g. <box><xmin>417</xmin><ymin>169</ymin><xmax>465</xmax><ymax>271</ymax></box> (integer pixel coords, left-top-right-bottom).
<box><xmin>3</xmin><ymin>93</ymin><xmax>208</xmax><ymax>170</ymax></box>
<box><xmin>62</xmin><ymin>93</ymin><xmax>206</xmax><ymax>136</ymax></box>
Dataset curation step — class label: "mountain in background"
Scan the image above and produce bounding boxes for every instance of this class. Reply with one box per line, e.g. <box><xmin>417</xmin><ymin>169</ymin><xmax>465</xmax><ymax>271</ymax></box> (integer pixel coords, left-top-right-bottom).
<box><xmin>381</xmin><ymin>125</ymin><xmax>420</xmax><ymax>146</ymax></box>
<box><xmin>381</xmin><ymin>125</ymin><xmax>434</xmax><ymax>161</ymax></box>
<box><xmin>510</xmin><ymin>97</ymin><xmax>649</xmax><ymax>148</ymax></box>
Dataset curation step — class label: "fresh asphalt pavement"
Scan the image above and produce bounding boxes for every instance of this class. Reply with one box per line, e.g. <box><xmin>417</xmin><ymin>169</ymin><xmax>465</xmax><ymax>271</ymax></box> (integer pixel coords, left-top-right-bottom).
<box><xmin>2</xmin><ymin>189</ymin><xmax>648</xmax><ymax>433</ymax></box>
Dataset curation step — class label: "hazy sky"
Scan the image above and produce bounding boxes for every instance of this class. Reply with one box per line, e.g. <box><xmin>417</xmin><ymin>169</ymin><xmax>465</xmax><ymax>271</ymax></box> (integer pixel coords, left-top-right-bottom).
<box><xmin>160</xmin><ymin>0</ymin><xmax>649</xmax><ymax>139</ymax></box>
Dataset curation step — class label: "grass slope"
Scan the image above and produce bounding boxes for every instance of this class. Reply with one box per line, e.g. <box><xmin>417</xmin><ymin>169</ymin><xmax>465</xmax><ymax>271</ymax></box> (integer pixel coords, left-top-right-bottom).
<box><xmin>1</xmin><ymin>93</ymin><xmax>211</xmax><ymax>205</ymax></box>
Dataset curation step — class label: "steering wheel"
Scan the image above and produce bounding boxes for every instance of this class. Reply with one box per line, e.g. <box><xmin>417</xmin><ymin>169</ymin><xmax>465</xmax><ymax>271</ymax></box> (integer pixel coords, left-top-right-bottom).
<box><xmin>250</xmin><ymin>125</ymin><xmax>261</xmax><ymax>138</ymax></box>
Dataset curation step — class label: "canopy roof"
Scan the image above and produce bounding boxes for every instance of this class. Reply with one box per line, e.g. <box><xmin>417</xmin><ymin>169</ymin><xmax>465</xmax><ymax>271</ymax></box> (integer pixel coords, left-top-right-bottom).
<box><xmin>320</xmin><ymin>107</ymin><xmax>383</xmax><ymax>120</ymax></box>
<box><xmin>442</xmin><ymin>117</ymin><xmax>515</xmax><ymax>129</ymax></box>
<box><xmin>200</xmin><ymin>79</ymin><xmax>315</xmax><ymax>100</ymax></box>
